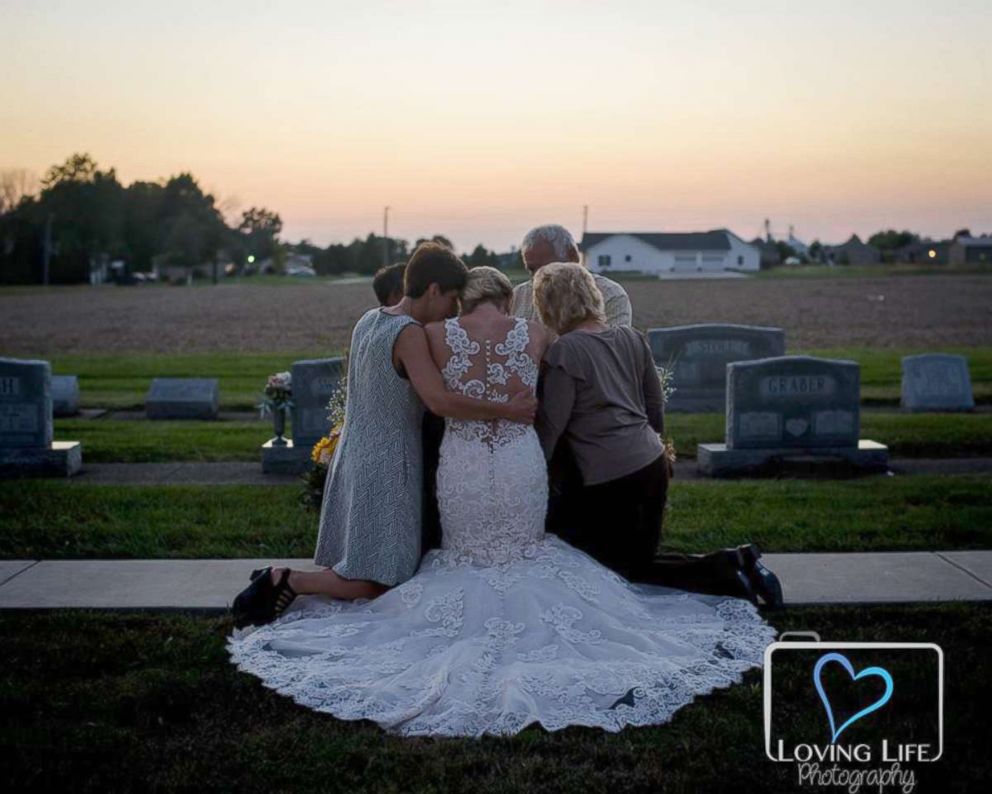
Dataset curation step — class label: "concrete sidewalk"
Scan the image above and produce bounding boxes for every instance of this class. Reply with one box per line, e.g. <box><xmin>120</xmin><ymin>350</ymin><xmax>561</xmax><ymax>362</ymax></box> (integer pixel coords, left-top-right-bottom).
<box><xmin>1</xmin><ymin>551</ymin><xmax>990</xmax><ymax>611</ymax></box>
<box><xmin>61</xmin><ymin>458</ymin><xmax>992</xmax><ymax>485</ymax></box>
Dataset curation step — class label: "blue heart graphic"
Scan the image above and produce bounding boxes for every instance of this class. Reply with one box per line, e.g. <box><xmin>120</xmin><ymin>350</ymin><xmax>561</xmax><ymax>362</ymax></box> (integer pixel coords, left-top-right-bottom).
<box><xmin>813</xmin><ymin>652</ymin><xmax>894</xmax><ymax>743</ymax></box>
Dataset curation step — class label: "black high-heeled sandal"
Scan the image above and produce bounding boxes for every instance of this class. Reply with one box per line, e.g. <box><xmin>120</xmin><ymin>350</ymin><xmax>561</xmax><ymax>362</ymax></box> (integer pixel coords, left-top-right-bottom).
<box><xmin>270</xmin><ymin>567</ymin><xmax>298</xmax><ymax>618</ymax></box>
<box><xmin>231</xmin><ymin>567</ymin><xmax>298</xmax><ymax>628</ymax></box>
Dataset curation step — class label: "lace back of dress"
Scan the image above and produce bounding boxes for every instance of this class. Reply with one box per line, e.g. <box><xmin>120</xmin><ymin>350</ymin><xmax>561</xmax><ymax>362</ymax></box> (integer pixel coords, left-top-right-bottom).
<box><xmin>441</xmin><ymin>317</ymin><xmax>537</xmax><ymax>447</ymax></box>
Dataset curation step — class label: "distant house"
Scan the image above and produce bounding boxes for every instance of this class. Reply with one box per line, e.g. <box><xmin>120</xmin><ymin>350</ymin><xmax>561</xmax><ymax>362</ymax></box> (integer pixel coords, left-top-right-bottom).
<box><xmin>784</xmin><ymin>230</ymin><xmax>809</xmax><ymax>259</ymax></box>
<box><xmin>749</xmin><ymin>237</ymin><xmax>781</xmax><ymax>268</ymax></box>
<box><xmin>822</xmin><ymin>235</ymin><xmax>881</xmax><ymax>266</ymax></box>
<box><xmin>895</xmin><ymin>239</ymin><xmax>951</xmax><ymax>264</ymax></box>
<box><xmin>581</xmin><ymin>230</ymin><xmax>760</xmax><ymax>275</ymax></box>
<box><xmin>949</xmin><ymin>236</ymin><xmax>992</xmax><ymax>265</ymax></box>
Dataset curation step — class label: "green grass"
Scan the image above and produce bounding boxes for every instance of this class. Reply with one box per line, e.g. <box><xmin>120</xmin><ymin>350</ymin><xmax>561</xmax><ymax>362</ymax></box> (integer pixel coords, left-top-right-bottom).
<box><xmin>796</xmin><ymin>347</ymin><xmax>992</xmax><ymax>404</ymax></box>
<box><xmin>54</xmin><ymin>418</ymin><xmax>275</xmax><ymax>462</ymax></box>
<box><xmin>661</xmin><ymin>475</ymin><xmax>992</xmax><ymax>553</ymax></box>
<box><xmin>50</xmin><ymin>352</ymin><xmax>327</xmax><ymax>410</ymax></box>
<box><xmin>46</xmin><ymin>347</ymin><xmax>992</xmax><ymax>411</ymax></box>
<box><xmin>3</xmin><ymin>476</ymin><xmax>989</xmax><ymax>559</ymax></box>
<box><xmin>1</xmin><ymin>604</ymin><xmax>986</xmax><ymax>792</ymax></box>
<box><xmin>0</xmin><ymin>484</ymin><xmax>314</xmax><ymax>559</ymax></box>
<box><xmin>665</xmin><ymin>411</ymin><xmax>992</xmax><ymax>458</ymax></box>
<box><xmin>48</xmin><ymin>406</ymin><xmax>992</xmax><ymax>464</ymax></box>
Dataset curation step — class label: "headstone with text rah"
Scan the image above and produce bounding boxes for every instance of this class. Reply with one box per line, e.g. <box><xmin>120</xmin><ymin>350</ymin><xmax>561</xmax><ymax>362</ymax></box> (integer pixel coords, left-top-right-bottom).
<box><xmin>0</xmin><ymin>357</ymin><xmax>82</xmax><ymax>478</ymax></box>
<box><xmin>262</xmin><ymin>357</ymin><xmax>346</xmax><ymax>474</ymax></box>
<box><xmin>901</xmin><ymin>354</ymin><xmax>974</xmax><ymax>412</ymax></box>
<box><xmin>697</xmin><ymin>355</ymin><xmax>888</xmax><ymax>476</ymax></box>
<box><xmin>648</xmin><ymin>324</ymin><xmax>786</xmax><ymax>412</ymax></box>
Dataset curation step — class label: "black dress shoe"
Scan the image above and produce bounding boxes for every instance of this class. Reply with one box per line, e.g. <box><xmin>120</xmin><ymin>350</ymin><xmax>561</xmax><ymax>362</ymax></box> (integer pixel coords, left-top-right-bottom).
<box><xmin>750</xmin><ymin>561</ymin><xmax>784</xmax><ymax>608</ymax></box>
<box><xmin>737</xmin><ymin>546</ymin><xmax>784</xmax><ymax>608</ymax></box>
<box><xmin>729</xmin><ymin>566</ymin><xmax>761</xmax><ymax>607</ymax></box>
<box><xmin>708</xmin><ymin>550</ymin><xmax>761</xmax><ymax>606</ymax></box>
<box><xmin>736</xmin><ymin>543</ymin><xmax>762</xmax><ymax>566</ymax></box>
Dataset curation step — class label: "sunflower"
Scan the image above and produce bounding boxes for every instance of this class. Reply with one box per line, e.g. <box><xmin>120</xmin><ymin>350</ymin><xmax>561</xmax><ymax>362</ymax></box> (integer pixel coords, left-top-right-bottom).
<box><xmin>311</xmin><ymin>424</ymin><xmax>343</xmax><ymax>465</ymax></box>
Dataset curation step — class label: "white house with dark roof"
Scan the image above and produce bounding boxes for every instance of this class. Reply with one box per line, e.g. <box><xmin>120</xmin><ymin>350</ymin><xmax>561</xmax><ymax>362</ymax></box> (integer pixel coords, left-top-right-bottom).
<box><xmin>580</xmin><ymin>230</ymin><xmax>760</xmax><ymax>275</ymax></box>
<box><xmin>949</xmin><ymin>235</ymin><xmax>992</xmax><ymax>265</ymax></box>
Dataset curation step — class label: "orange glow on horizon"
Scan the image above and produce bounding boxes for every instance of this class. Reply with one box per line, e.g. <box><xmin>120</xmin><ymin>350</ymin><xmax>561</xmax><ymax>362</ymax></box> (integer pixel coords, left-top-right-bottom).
<box><xmin>1</xmin><ymin>0</ymin><xmax>989</xmax><ymax>250</ymax></box>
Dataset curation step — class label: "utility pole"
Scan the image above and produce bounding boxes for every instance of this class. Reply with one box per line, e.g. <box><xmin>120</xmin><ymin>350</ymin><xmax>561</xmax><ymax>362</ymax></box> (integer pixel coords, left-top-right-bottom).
<box><xmin>383</xmin><ymin>206</ymin><xmax>390</xmax><ymax>267</ymax></box>
<box><xmin>43</xmin><ymin>212</ymin><xmax>53</xmax><ymax>286</ymax></box>
<box><xmin>582</xmin><ymin>205</ymin><xmax>588</xmax><ymax>237</ymax></box>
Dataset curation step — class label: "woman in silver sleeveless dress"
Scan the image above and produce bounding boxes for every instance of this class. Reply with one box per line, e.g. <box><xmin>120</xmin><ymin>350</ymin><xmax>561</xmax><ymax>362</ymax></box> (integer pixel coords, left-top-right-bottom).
<box><xmin>313</xmin><ymin>307</ymin><xmax>425</xmax><ymax>586</ymax></box>
<box><xmin>230</xmin><ymin>243</ymin><xmax>537</xmax><ymax>623</ymax></box>
<box><xmin>227</xmin><ymin>267</ymin><xmax>777</xmax><ymax>737</ymax></box>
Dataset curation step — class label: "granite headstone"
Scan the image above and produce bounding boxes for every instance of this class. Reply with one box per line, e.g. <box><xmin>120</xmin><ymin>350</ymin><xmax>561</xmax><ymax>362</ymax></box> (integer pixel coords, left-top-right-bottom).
<box><xmin>291</xmin><ymin>357</ymin><xmax>346</xmax><ymax>451</ymax></box>
<box><xmin>647</xmin><ymin>324</ymin><xmax>786</xmax><ymax>412</ymax></box>
<box><xmin>727</xmin><ymin>356</ymin><xmax>861</xmax><ymax>449</ymax></box>
<box><xmin>0</xmin><ymin>357</ymin><xmax>81</xmax><ymax>477</ymax></box>
<box><xmin>0</xmin><ymin>357</ymin><xmax>53</xmax><ymax>448</ymax></box>
<box><xmin>901</xmin><ymin>354</ymin><xmax>974</xmax><ymax>412</ymax></box>
<box><xmin>52</xmin><ymin>375</ymin><xmax>80</xmax><ymax>417</ymax></box>
<box><xmin>698</xmin><ymin>355</ymin><xmax>888</xmax><ymax>476</ymax></box>
<box><xmin>145</xmin><ymin>378</ymin><xmax>220</xmax><ymax>420</ymax></box>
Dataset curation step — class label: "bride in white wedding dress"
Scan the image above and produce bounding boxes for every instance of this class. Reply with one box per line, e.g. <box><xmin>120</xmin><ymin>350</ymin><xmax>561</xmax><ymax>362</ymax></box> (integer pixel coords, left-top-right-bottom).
<box><xmin>226</xmin><ymin>268</ymin><xmax>778</xmax><ymax>737</ymax></box>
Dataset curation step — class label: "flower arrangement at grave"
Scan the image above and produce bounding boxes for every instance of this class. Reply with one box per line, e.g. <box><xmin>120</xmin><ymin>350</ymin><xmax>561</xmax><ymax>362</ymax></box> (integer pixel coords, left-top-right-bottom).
<box><xmin>300</xmin><ymin>373</ymin><xmax>348</xmax><ymax>511</ymax></box>
<box><xmin>258</xmin><ymin>371</ymin><xmax>294</xmax><ymax>446</ymax></box>
<box><xmin>656</xmin><ymin>364</ymin><xmax>678</xmax><ymax>476</ymax></box>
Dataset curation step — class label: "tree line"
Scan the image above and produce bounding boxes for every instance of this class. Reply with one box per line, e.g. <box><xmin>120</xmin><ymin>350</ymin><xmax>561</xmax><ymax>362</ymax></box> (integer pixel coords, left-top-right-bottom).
<box><xmin>0</xmin><ymin>154</ymin><xmax>284</xmax><ymax>284</ymax></box>
<box><xmin>295</xmin><ymin>234</ymin><xmax>504</xmax><ymax>277</ymax></box>
<box><xmin>0</xmin><ymin>154</ymin><xmax>506</xmax><ymax>285</ymax></box>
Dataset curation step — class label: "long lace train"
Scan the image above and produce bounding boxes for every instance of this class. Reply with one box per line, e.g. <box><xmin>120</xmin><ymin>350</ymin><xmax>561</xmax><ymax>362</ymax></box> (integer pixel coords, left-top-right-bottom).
<box><xmin>227</xmin><ymin>312</ymin><xmax>779</xmax><ymax>736</ymax></box>
<box><xmin>227</xmin><ymin>535</ymin><xmax>778</xmax><ymax>737</ymax></box>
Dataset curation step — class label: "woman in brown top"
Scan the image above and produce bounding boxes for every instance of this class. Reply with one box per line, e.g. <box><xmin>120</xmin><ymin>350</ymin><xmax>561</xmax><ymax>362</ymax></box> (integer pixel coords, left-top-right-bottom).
<box><xmin>533</xmin><ymin>263</ymin><xmax>783</xmax><ymax>607</ymax></box>
<box><xmin>533</xmin><ymin>262</ymin><xmax>668</xmax><ymax>579</ymax></box>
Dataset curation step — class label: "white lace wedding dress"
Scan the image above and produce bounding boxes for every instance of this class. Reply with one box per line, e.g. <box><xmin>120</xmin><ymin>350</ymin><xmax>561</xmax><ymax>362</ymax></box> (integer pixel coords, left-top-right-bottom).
<box><xmin>227</xmin><ymin>316</ymin><xmax>778</xmax><ymax>737</ymax></box>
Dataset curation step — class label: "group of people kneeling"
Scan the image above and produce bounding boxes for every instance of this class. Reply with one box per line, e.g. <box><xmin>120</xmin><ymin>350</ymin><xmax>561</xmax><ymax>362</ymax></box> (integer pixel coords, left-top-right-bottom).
<box><xmin>232</xmin><ymin>223</ymin><xmax>782</xmax><ymax>628</ymax></box>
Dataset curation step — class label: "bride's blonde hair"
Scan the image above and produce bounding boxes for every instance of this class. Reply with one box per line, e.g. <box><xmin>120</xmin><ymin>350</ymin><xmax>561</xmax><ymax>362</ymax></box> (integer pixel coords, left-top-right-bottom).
<box><xmin>460</xmin><ymin>266</ymin><xmax>514</xmax><ymax>314</ymax></box>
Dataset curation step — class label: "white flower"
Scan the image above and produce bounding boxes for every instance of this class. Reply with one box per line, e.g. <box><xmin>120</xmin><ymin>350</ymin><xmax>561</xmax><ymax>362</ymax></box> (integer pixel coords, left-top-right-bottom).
<box><xmin>269</xmin><ymin>371</ymin><xmax>292</xmax><ymax>389</ymax></box>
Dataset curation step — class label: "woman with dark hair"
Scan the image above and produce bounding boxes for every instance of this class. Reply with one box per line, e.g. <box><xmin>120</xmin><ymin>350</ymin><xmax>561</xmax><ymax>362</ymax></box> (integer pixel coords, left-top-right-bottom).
<box><xmin>372</xmin><ymin>261</ymin><xmax>406</xmax><ymax>306</ymax></box>
<box><xmin>230</xmin><ymin>243</ymin><xmax>537</xmax><ymax>623</ymax></box>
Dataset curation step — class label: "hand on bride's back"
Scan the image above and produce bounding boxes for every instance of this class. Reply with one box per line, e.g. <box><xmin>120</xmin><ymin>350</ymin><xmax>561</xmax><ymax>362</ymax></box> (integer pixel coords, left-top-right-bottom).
<box><xmin>506</xmin><ymin>390</ymin><xmax>538</xmax><ymax>425</ymax></box>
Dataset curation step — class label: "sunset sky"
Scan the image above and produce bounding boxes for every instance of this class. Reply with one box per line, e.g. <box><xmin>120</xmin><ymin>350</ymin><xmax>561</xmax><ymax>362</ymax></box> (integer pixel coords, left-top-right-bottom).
<box><xmin>2</xmin><ymin>0</ymin><xmax>990</xmax><ymax>252</ymax></box>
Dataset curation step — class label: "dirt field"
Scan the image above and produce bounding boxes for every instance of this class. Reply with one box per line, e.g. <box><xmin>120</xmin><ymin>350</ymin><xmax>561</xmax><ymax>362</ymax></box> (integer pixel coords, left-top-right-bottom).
<box><xmin>1</xmin><ymin>274</ymin><xmax>990</xmax><ymax>355</ymax></box>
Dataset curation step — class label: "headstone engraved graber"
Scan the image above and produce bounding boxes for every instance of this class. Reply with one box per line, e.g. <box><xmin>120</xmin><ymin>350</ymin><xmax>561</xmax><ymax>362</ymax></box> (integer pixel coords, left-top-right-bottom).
<box><xmin>697</xmin><ymin>355</ymin><xmax>888</xmax><ymax>476</ymax></box>
<box><xmin>145</xmin><ymin>378</ymin><xmax>220</xmax><ymax>420</ymax></box>
<box><xmin>647</xmin><ymin>324</ymin><xmax>786</xmax><ymax>412</ymax></box>
<box><xmin>901</xmin><ymin>354</ymin><xmax>974</xmax><ymax>412</ymax></box>
<box><xmin>263</xmin><ymin>357</ymin><xmax>345</xmax><ymax>474</ymax></box>
<box><xmin>0</xmin><ymin>357</ymin><xmax>81</xmax><ymax>478</ymax></box>
<box><xmin>52</xmin><ymin>375</ymin><xmax>80</xmax><ymax>417</ymax></box>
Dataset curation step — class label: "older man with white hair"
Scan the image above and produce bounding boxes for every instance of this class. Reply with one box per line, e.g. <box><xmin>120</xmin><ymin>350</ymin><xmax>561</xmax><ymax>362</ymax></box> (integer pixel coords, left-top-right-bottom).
<box><xmin>511</xmin><ymin>224</ymin><xmax>632</xmax><ymax>327</ymax></box>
